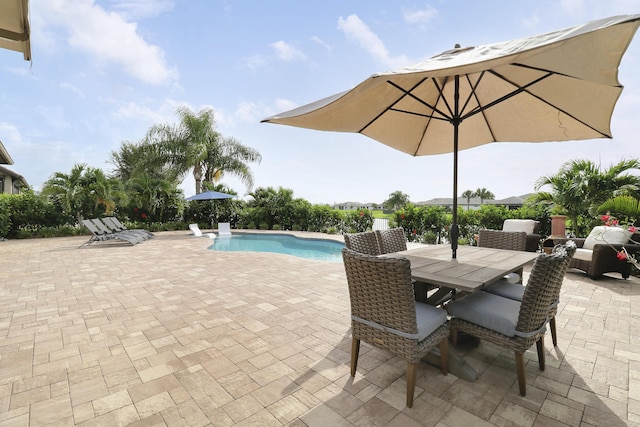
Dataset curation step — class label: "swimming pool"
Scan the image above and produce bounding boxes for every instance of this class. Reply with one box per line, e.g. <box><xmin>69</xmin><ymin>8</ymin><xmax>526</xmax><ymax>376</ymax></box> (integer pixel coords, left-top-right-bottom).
<box><xmin>209</xmin><ymin>233</ymin><xmax>345</xmax><ymax>262</ymax></box>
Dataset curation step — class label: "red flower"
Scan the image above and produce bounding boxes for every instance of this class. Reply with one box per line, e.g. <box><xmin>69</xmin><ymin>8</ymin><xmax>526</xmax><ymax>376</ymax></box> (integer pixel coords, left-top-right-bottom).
<box><xmin>617</xmin><ymin>251</ymin><xmax>627</xmax><ymax>260</ymax></box>
<box><xmin>601</xmin><ymin>214</ymin><xmax>610</xmax><ymax>222</ymax></box>
<box><xmin>612</xmin><ymin>219</ymin><xmax>619</xmax><ymax>226</ymax></box>
<box><xmin>359</xmin><ymin>211</ymin><xmax>364</xmax><ymax>217</ymax></box>
<box><xmin>401</xmin><ymin>214</ymin><xmax>405</xmax><ymax>219</ymax></box>
<box><xmin>134</xmin><ymin>207</ymin><xmax>139</xmax><ymax>212</ymax></box>
<box><xmin>630</xmin><ymin>226</ymin><xmax>637</xmax><ymax>233</ymax></box>
<box><xmin>412</xmin><ymin>229</ymin><xmax>417</xmax><ymax>234</ymax></box>
<box><xmin>141</xmin><ymin>213</ymin><xmax>147</xmax><ymax>219</ymax></box>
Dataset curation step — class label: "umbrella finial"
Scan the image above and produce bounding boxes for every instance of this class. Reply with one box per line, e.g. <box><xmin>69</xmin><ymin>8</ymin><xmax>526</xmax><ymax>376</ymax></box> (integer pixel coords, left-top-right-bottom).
<box><xmin>454</xmin><ymin>43</ymin><xmax>461</xmax><ymax>48</ymax></box>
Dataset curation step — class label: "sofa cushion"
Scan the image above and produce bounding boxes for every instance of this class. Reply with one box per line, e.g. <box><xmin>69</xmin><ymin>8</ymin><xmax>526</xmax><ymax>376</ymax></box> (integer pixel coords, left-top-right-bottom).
<box><xmin>573</xmin><ymin>248</ymin><xmax>593</xmax><ymax>261</ymax></box>
<box><xmin>583</xmin><ymin>226</ymin><xmax>632</xmax><ymax>250</ymax></box>
<box><xmin>503</xmin><ymin>219</ymin><xmax>536</xmax><ymax>234</ymax></box>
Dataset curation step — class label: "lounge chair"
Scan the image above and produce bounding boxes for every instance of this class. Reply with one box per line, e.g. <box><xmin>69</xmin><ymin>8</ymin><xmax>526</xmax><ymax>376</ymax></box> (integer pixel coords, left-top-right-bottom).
<box><xmin>217</xmin><ymin>222</ymin><xmax>232</xmax><ymax>237</ymax></box>
<box><xmin>189</xmin><ymin>223</ymin><xmax>215</xmax><ymax>239</ymax></box>
<box><xmin>80</xmin><ymin>219</ymin><xmax>140</xmax><ymax>247</ymax></box>
<box><xmin>105</xmin><ymin>217</ymin><xmax>155</xmax><ymax>239</ymax></box>
<box><xmin>90</xmin><ymin>218</ymin><xmax>145</xmax><ymax>244</ymax></box>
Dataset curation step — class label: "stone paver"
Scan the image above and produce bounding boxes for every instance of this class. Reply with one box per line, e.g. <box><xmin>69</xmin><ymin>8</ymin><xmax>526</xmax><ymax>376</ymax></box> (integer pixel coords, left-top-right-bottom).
<box><xmin>0</xmin><ymin>230</ymin><xmax>638</xmax><ymax>426</ymax></box>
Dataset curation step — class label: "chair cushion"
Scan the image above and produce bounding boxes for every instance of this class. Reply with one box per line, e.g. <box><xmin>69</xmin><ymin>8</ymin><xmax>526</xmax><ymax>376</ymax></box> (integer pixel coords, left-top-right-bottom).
<box><xmin>583</xmin><ymin>226</ymin><xmax>631</xmax><ymax>250</ymax></box>
<box><xmin>484</xmin><ymin>281</ymin><xmax>525</xmax><ymax>301</ymax></box>
<box><xmin>573</xmin><ymin>247</ymin><xmax>593</xmax><ymax>261</ymax></box>
<box><xmin>448</xmin><ymin>292</ymin><xmax>520</xmax><ymax>337</ymax></box>
<box><xmin>415</xmin><ymin>303</ymin><xmax>448</xmax><ymax>341</ymax></box>
<box><xmin>503</xmin><ymin>219</ymin><xmax>536</xmax><ymax>234</ymax></box>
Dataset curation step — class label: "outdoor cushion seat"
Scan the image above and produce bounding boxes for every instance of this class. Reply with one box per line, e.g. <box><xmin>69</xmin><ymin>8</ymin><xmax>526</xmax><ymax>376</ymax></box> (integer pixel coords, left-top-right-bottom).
<box><xmin>217</xmin><ymin>222</ymin><xmax>232</xmax><ymax>237</ymax></box>
<box><xmin>553</xmin><ymin>226</ymin><xmax>639</xmax><ymax>279</ymax></box>
<box><xmin>448</xmin><ymin>291</ymin><xmax>522</xmax><ymax>337</ymax></box>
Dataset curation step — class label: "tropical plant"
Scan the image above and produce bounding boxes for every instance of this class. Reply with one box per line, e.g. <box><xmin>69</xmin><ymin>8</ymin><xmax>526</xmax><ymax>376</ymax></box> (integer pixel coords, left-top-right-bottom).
<box><xmin>474</xmin><ymin>188</ymin><xmax>495</xmax><ymax>204</ymax></box>
<box><xmin>532</xmin><ymin>159</ymin><xmax>640</xmax><ymax>236</ymax></box>
<box><xmin>383</xmin><ymin>190</ymin><xmax>410</xmax><ymax>211</ymax></box>
<box><xmin>145</xmin><ymin>106</ymin><xmax>261</xmax><ymax>195</ymax></box>
<box><xmin>462</xmin><ymin>189</ymin><xmax>474</xmax><ymax>210</ymax></box>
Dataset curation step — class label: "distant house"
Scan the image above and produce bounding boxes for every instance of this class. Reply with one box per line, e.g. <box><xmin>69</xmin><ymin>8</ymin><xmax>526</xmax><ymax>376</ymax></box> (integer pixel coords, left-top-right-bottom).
<box><xmin>0</xmin><ymin>165</ymin><xmax>29</xmax><ymax>194</ymax></box>
<box><xmin>417</xmin><ymin>194</ymin><xmax>533</xmax><ymax>211</ymax></box>
<box><xmin>334</xmin><ymin>202</ymin><xmax>382</xmax><ymax>210</ymax></box>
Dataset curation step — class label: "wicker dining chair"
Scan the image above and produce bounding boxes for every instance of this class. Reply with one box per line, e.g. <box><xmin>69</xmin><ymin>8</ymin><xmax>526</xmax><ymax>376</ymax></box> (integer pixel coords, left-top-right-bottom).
<box><xmin>341</xmin><ymin>248</ymin><xmax>449</xmax><ymax>407</ymax></box>
<box><xmin>343</xmin><ymin>231</ymin><xmax>381</xmax><ymax>255</ymax></box>
<box><xmin>483</xmin><ymin>241</ymin><xmax>576</xmax><ymax>346</ymax></box>
<box><xmin>448</xmin><ymin>245</ymin><xmax>574</xmax><ymax>396</ymax></box>
<box><xmin>375</xmin><ymin>227</ymin><xmax>408</xmax><ymax>254</ymax></box>
<box><xmin>478</xmin><ymin>228</ymin><xmax>528</xmax><ymax>282</ymax></box>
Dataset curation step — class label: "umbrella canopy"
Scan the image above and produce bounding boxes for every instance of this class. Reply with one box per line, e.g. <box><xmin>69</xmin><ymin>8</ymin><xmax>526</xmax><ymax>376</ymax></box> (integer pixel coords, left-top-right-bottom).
<box><xmin>185</xmin><ymin>190</ymin><xmax>234</xmax><ymax>201</ymax></box>
<box><xmin>262</xmin><ymin>14</ymin><xmax>640</xmax><ymax>258</ymax></box>
<box><xmin>0</xmin><ymin>0</ymin><xmax>30</xmax><ymax>61</ymax></box>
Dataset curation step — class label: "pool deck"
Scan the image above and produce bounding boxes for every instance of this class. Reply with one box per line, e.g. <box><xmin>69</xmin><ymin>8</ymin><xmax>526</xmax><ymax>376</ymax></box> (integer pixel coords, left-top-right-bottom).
<box><xmin>0</xmin><ymin>230</ymin><xmax>638</xmax><ymax>426</ymax></box>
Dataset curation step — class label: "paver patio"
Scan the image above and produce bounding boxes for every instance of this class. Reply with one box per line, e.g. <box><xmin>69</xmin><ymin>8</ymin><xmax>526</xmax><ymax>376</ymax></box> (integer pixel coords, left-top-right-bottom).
<box><xmin>0</xmin><ymin>231</ymin><xmax>638</xmax><ymax>426</ymax></box>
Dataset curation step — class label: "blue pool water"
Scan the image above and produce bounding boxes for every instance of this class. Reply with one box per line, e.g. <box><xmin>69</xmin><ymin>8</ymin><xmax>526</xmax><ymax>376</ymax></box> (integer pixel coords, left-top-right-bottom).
<box><xmin>209</xmin><ymin>233</ymin><xmax>345</xmax><ymax>262</ymax></box>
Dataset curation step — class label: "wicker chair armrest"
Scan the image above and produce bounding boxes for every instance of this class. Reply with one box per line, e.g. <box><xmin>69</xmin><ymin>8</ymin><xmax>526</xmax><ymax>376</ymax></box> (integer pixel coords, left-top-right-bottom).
<box><xmin>553</xmin><ymin>237</ymin><xmax>585</xmax><ymax>248</ymax></box>
<box><xmin>525</xmin><ymin>233</ymin><xmax>542</xmax><ymax>252</ymax></box>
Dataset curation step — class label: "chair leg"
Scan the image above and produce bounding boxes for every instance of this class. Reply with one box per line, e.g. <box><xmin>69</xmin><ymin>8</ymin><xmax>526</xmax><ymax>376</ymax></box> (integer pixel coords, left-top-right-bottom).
<box><xmin>449</xmin><ymin>328</ymin><xmax>458</xmax><ymax>346</ymax></box>
<box><xmin>406</xmin><ymin>362</ymin><xmax>417</xmax><ymax>408</ymax></box>
<box><xmin>515</xmin><ymin>352</ymin><xmax>526</xmax><ymax>396</ymax></box>
<box><xmin>550</xmin><ymin>317</ymin><xmax>558</xmax><ymax>346</ymax></box>
<box><xmin>439</xmin><ymin>338</ymin><xmax>449</xmax><ymax>375</ymax></box>
<box><xmin>536</xmin><ymin>337</ymin><xmax>545</xmax><ymax>371</ymax></box>
<box><xmin>350</xmin><ymin>338</ymin><xmax>360</xmax><ymax>377</ymax></box>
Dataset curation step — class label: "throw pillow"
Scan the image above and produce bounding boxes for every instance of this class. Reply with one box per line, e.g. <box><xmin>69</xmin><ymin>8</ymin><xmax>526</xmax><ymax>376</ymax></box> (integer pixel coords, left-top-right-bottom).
<box><xmin>582</xmin><ymin>226</ymin><xmax>632</xmax><ymax>250</ymax></box>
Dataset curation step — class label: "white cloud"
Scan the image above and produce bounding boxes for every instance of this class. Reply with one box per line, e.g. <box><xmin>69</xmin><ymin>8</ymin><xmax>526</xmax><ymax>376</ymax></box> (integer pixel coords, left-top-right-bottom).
<box><xmin>0</xmin><ymin>123</ymin><xmax>23</xmax><ymax>145</ymax></box>
<box><xmin>59</xmin><ymin>82</ymin><xmax>85</xmax><ymax>98</ymax></box>
<box><xmin>274</xmin><ymin>98</ymin><xmax>298</xmax><ymax>112</ymax></box>
<box><xmin>310</xmin><ymin>36</ymin><xmax>332</xmax><ymax>52</ymax></box>
<box><xmin>110</xmin><ymin>0</ymin><xmax>174</xmax><ymax>20</ymax></box>
<box><xmin>35</xmin><ymin>0</ymin><xmax>178</xmax><ymax>85</ymax></box>
<box><xmin>337</xmin><ymin>14</ymin><xmax>410</xmax><ymax>68</ymax></box>
<box><xmin>270</xmin><ymin>41</ymin><xmax>306</xmax><ymax>61</ymax></box>
<box><xmin>402</xmin><ymin>5</ymin><xmax>438</xmax><ymax>27</ymax></box>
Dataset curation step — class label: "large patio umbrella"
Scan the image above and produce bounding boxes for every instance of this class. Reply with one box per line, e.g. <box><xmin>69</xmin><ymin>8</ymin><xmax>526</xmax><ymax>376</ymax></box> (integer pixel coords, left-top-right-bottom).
<box><xmin>262</xmin><ymin>14</ymin><xmax>640</xmax><ymax>258</ymax></box>
<box><xmin>186</xmin><ymin>190</ymin><xmax>235</xmax><ymax>230</ymax></box>
<box><xmin>0</xmin><ymin>0</ymin><xmax>31</xmax><ymax>61</ymax></box>
<box><xmin>185</xmin><ymin>190</ymin><xmax>234</xmax><ymax>201</ymax></box>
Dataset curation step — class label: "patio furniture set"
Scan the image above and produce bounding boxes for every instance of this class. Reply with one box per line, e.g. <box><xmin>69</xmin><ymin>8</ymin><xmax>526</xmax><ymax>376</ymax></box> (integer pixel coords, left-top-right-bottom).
<box><xmin>342</xmin><ymin>226</ymin><xmax>578</xmax><ymax>407</ymax></box>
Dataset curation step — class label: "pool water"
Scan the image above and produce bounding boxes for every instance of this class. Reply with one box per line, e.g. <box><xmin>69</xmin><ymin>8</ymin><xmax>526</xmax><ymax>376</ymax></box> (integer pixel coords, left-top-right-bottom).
<box><xmin>209</xmin><ymin>233</ymin><xmax>345</xmax><ymax>262</ymax></box>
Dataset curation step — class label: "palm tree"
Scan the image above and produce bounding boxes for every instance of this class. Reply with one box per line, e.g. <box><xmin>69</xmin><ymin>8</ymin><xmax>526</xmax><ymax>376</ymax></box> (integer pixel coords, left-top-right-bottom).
<box><xmin>532</xmin><ymin>159</ymin><xmax>640</xmax><ymax>235</ymax></box>
<box><xmin>146</xmin><ymin>106</ymin><xmax>261</xmax><ymax>194</ymax></box>
<box><xmin>42</xmin><ymin>164</ymin><xmax>114</xmax><ymax>222</ymax></box>
<box><xmin>462</xmin><ymin>190</ymin><xmax>474</xmax><ymax>210</ymax></box>
<box><xmin>383</xmin><ymin>191</ymin><xmax>410</xmax><ymax>211</ymax></box>
<box><xmin>474</xmin><ymin>188</ymin><xmax>495</xmax><ymax>204</ymax></box>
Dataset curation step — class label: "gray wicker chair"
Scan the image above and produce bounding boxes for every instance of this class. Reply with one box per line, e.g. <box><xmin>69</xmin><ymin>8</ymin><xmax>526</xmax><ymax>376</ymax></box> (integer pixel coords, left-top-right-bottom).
<box><xmin>344</xmin><ymin>231</ymin><xmax>381</xmax><ymax>255</ymax></box>
<box><xmin>375</xmin><ymin>228</ymin><xmax>408</xmax><ymax>254</ymax></box>
<box><xmin>483</xmin><ymin>242</ymin><xmax>576</xmax><ymax>346</ymax></box>
<box><xmin>478</xmin><ymin>228</ymin><xmax>527</xmax><ymax>280</ymax></box>
<box><xmin>448</xmin><ymin>244</ymin><xmax>574</xmax><ymax>396</ymax></box>
<box><xmin>341</xmin><ymin>248</ymin><xmax>449</xmax><ymax>407</ymax></box>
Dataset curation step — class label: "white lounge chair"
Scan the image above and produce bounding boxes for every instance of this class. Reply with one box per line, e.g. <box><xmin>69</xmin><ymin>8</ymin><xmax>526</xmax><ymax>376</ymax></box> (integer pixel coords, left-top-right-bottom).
<box><xmin>189</xmin><ymin>223</ymin><xmax>215</xmax><ymax>239</ymax></box>
<box><xmin>217</xmin><ymin>222</ymin><xmax>232</xmax><ymax>237</ymax></box>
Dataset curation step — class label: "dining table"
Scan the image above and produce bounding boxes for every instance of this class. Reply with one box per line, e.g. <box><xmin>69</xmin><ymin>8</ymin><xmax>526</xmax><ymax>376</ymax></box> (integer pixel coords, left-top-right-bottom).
<box><xmin>381</xmin><ymin>244</ymin><xmax>539</xmax><ymax>381</ymax></box>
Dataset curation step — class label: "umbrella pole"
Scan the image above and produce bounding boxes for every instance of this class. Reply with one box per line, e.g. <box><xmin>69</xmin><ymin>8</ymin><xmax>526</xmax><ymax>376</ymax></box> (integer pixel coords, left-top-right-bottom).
<box><xmin>450</xmin><ymin>75</ymin><xmax>460</xmax><ymax>259</ymax></box>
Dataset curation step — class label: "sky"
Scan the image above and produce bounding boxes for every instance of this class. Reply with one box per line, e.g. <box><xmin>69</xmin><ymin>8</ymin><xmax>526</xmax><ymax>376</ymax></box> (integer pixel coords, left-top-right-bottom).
<box><xmin>1</xmin><ymin>0</ymin><xmax>640</xmax><ymax>205</ymax></box>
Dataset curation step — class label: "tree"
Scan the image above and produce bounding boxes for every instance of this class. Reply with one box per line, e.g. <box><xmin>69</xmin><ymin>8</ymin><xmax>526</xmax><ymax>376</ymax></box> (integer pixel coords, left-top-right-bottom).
<box><xmin>145</xmin><ymin>106</ymin><xmax>261</xmax><ymax>195</ymax></box>
<box><xmin>41</xmin><ymin>164</ymin><xmax>115</xmax><ymax>223</ymax></box>
<box><xmin>474</xmin><ymin>188</ymin><xmax>495</xmax><ymax>204</ymax></box>
<box><xmin>462</xmin><ymin>190</ymin><xmax>475</xmax><ymax>210</ymax></box>
<box><xmin>383</xmin><ymin>191</ymin><xmax>410</xmax><ymax>211</ymax></box>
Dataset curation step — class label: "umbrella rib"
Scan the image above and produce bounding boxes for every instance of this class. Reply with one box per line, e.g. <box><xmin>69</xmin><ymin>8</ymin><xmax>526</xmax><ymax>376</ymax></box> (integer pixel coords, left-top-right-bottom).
<box><xmin>359</xmin><ymin>77</ymin><xmax>433</xmax><ymax>133</ymax></box>
<box><xmin>459</xmin><ymin>70</ymin><xmax>554</xmax><ymax>121</ymax></box>
<box><xmin>382</xmin><ymin>79</ymin><xmax>454</xmax><ymax>122</ymax></box>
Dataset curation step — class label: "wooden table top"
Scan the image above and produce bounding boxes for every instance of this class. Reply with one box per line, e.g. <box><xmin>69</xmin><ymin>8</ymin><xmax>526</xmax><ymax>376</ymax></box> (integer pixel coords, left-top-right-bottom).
<box><xmin>382</xmin><ymin>245</ymin><xmax>539</xmax><ymax>293</ymax></box>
